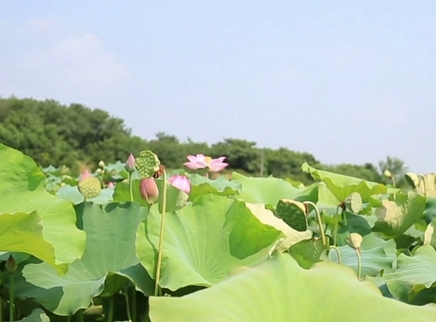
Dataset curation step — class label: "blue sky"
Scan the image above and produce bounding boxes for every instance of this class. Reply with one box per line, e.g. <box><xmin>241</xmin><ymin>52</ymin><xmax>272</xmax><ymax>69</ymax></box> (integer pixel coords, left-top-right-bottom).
<box><xmin>1</xmin><ymin>1</ymin><xmax>435</xmax><ymax>173</ymax></box>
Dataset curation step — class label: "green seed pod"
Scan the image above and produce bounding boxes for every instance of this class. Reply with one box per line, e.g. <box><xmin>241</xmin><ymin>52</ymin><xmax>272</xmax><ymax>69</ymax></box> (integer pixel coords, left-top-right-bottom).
<box><xmin>275</xmin><ymin>199</ymin><xmax>308</xmax><ymax>231</ymax></box>
<box><xmin>135</xmin><ymin>150</ymin><xmax>161</xmax><ymax>179</ymax></box>
<box><xmin>345</xmin><ymin>192</ymin><xmax>362</xmax><ymax>213</ymax></box>
<box><xmin>78</xmin><ymin>177</ymin><xmax>102</xmax><ymax>199</ymax></box>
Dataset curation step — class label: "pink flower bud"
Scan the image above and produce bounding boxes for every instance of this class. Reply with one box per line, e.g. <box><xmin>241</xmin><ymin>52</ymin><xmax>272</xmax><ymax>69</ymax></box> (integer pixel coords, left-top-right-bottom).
<box><xmin>169</xmin><ymin>175</ymin><xmax>191</xmax><ymax>194</ymax></box>
<box><xmin>79</xmin><ymin>169</ymin><xmax>92</xmax><ymax>182</ymax></box>
<box><xmin>140</xmin><ymin>178</ymin><xmax>159</xmax><ymax>204</ymax></box>
<box><xmin>125</xmin><ymin>153</ymin><xmax>136</xmax><ymax>173</ymax></box>
<box><xmin>107</xmin><ymin>182</ymin><xmax>115</xmax><ymax>188</ymax></box>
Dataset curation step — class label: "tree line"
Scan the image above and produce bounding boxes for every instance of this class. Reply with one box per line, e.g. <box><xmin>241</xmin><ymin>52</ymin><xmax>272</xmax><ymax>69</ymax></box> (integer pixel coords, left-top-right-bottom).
<box><xmin>0</xmin><ymin>97</ymin><xmax>406</xmax><ymax>185</ymax></box>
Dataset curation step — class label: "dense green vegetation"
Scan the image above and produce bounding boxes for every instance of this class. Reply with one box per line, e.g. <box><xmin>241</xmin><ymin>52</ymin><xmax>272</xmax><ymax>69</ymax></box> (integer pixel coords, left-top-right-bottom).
<box><xmin>0</xmin><ymin>96</ymin><xmax>406</xmax><ymax>185</ymax></box>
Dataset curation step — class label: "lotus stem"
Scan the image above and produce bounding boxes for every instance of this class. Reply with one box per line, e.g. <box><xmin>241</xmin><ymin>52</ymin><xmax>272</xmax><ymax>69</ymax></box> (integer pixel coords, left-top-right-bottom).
<box><xmin>128</xmin><ymin>173</ymin><xmax>134</xmax><ymax>202</ymax></box>
<box><xmin>106</xmin><ymin>297</ymin><xmax>114</xmax><ymax>322</ymax></box>
<box><xmin>330</xmin><ymin>246</ymin><xmax>342</xmax><ymax>265</ymax></box>
<box><xmin>67</xmin><ymin>315</ymin><xmax>71</xmax><ymax>322</ymax></box>
<box><xmin>8</xmin><ymin>274</ymin><xmax>14</xmax><ymax>322</ymax></box>
<box><xmin>77</xmin><ymin>310</ymin><xmax>84</xmax><ymax>322</ymax></box>
<box><xmin>131</xmin><ymin>285</ymin><xmax>137</xmax><ymax>322</ymax></box>
<box><xmin>356</xmin><ymin>248</ymin><xmax>362</xmax><ymax>280</ymax></box>
<box><xmin>0</xmin><ymin>296</ymin><xmax>3</xmax><ymax>322</ymax></box>
<box><xmin>124</xmin><ymin>285</ymin><xmax>132</xmax><ymax>322</ymax></box>
<box><xmin>418</xmin><ymin>174</ymin><xmax>427</xmax><ymax>196</ymax></box>
<box><xmin>304</xmin><ymin>201</ymin><xmax>327</xmax><ymax>247</ymax></box>
<box><xmin>333</xmin><ymin>220</ymin><xmax>338</xmax><ymax>246</ymax></box>
<box><xmin>154</xmin><ymin>171</ymin><xmax>168</xmax><ymax>296</ymax></box>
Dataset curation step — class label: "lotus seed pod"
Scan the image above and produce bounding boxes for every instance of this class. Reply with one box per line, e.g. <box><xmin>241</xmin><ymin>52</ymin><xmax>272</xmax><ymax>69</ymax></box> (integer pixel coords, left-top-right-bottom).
<box><xmin>98</xmin><ymin>160</ymin><xmax>105</xmax><ymax>168</ymax></box>
<box><xmin>125</xmin><ymin>153</ymin><xmax>136</xmax><ymax>173</ymax></box>
<box><xmin>78</xmin><ymin>176</ymin><xmax>102</xmax><ymax>199</ymax></box>
<box><xmin>140</xmin><ymin>178</ymin><xmax>159</xmax><ymax>204</ymax></box>
<box><xmin>5</xmin><ymin>254</ymin><xmax>17</xmax><ymax>273</ymax></box>
<box><xmin>383</xmin><ymin>170</ymin><xmax>392</xmax><ymax>178</ymax></box>
<box><xmin>346</xmin><ymin>233</ymin><xmax>363</xmax><ymax>250</ymax></box>
<box><xmin>275</xmin><ymin>199</ymin><xmax>308</xmax><ymax>231</ymax></box>
<box><xmin>345</xmin><ymin>192</ymin><xmax>362</xmax><ymax>213</ymax></box>
<box><xmin>135</xmin><ymin>150</ymin><xmax>160</xmax><ymax>178</ymax></box>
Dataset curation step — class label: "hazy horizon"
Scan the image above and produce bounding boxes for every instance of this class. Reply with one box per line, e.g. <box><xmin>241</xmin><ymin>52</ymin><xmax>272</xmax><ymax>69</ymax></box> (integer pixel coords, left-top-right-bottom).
<box><xmin>1</xmin><ymin>1</ymin><xmax>435</xmax><ymax>173</ymax></box>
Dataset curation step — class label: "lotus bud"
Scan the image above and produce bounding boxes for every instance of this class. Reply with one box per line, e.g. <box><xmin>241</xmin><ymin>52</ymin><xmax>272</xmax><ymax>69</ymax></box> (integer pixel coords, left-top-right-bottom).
<box><xmin>140</xmin><ymin>178</ymin><xmax>159</xmax><ymax>204</ymax></box>
<box><xmin>98</xmin><ymin>160</ymin><xmax>105</xmax><ymax>168</ymax></box>
<box><xmin>125</xmin><ymin>153</ymin><xmax>136</xmax><ymax>173</ymax></box>
<box><xmin>383</xmin><ymin>170</ymin><xmax>392</xmax><ymax>178</ymax></box>
<box><xmin>6</xmin><ymin>254</ymin><xmax>17</xmax><ymax>273</ymax></box>
<box><xmin>346</xmin><ymin>233</ymin><xmax>363</xmax><ymax>252</ymax></box>
<box><xmin>107</xmin><ymin>182</ymin><xmax>115</xmax><ymax>188</ymax></box>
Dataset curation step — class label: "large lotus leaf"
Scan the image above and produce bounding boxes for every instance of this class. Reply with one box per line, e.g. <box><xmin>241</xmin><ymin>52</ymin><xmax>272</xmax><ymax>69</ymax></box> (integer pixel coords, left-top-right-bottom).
<box><xmin>301</xmin><ymin>162</ymin><xmax>387</xmax><ymax>202</ymax></box>
<box><xmin>17</xmin><ymin>309</ymin><xmax>50</xmax><ymax>322</ymax></box>
<box><xmin>384</xmin><ymin>245</ymin><xmax>436</xmax><ymax>303</ymax></box>
<box><xmin>373</xmin><ymin>192</ymin><xmax>426</xmax><ymax>239</ymax></box>
<box><xmin>405</xmin><ymin>172</ymin><xmax>436</xmax><ymax>197</ymax></box>
<box><xmin>288</xmin><ymin>238</ymin><xmax>328</xmax><ymax>269</ymax></box>
<box><xmin>231</xmin><ymin>172</ymin><xmax>318</xmax><ymax>206</ymax></box>
<box><xmin>324</xmin><ymin>233</ymin><xmax>396</xmax><ymax>277</ymax></box>
<box><xmin>57</xmin><ymin>185</ymin><xmax>114</xmax><ymax>205</ymax></box>
<box><xmin>187</xmin><ymin>173</ymin><xmax>241</xmax><ymax>201</ymax></box>
<box><xmin>136</xmin><ymin>194</ymin><xmax>281</xmax><ymax>291</ymax></box>
<box><xmin>11</xmin><ymin>202</ymin><xmax>153</xmax><ymax>315</ymax></box>
<box><xmin>244</xmin><ymin>203</ymin><xmax>312</xmax><ymax>252</ymax></box>
<box><xmin>149</xmin><ymin>253</ymin><xmax>436</xmax><ymax>322</ymax></box>
<box><xmin>0</xmin><ymin>144</ymin><xmax>85</xmax><ymax>265</ymax></box>
<box><xmin>424</xmin><ymin>218</ymin><xmax>436</xmax><ymax>248</ymax></box>
<box><xmin>0</xmin><ymin>212</ymin><xmax>59</xmax><ymax>271</ymax></box>
<box><xmin>113</xmin><ymin>178</ymin><xmax>185</xmax><ymax>213</ymax></box>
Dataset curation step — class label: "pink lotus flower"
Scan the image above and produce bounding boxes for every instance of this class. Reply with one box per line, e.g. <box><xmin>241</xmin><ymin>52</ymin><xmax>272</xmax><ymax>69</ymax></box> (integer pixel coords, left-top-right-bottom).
<box><xmin>184</xmin><ymin>154</ymin><xmax>228</xmax><ymax>172</ymax></box>
<box><xmin>79</xmin><ymin>169</ymin><xmax>92</xmax><ymax>182</ymax></box>
<box><xmin>169</xmin><ymin>175</ymin><xmax>191</xmax><ymax>194</ymax></box>
<box><xmin>140</xmin><ymin>178</ymin><xmax>159</xmax><ymax>204</ymax></box>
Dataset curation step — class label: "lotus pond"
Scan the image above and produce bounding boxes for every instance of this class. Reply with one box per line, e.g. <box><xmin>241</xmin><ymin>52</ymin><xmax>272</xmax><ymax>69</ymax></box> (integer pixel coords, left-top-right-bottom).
<box><xmin>1</xmin><ymin>143</ymin><xmax>436</xmax><ymax>321</ymax></box>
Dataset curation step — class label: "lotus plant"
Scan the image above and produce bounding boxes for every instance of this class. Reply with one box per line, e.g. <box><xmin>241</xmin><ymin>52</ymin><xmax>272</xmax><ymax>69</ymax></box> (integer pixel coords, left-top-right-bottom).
<box><xmin>125</xmin><ymin>153</ymin><xmax>136</xmax><ymax>201</ymax></box>
<box><xmin>184</xmin><ymin>154</ymin><xmax>228</xmax><ymax>177</ymax></box>
<box><xmin>169</xmin><ymin>175</ymin><xmax>191</xmax><ymax>194</ymax></box>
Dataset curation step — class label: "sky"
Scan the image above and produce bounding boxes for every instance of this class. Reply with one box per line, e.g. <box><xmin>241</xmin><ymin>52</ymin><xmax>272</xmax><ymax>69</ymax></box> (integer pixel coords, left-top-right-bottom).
<box><xmin>1</xmin><ymin>1</ymin><xmax>435</xmax><ymax>173</ymax></box>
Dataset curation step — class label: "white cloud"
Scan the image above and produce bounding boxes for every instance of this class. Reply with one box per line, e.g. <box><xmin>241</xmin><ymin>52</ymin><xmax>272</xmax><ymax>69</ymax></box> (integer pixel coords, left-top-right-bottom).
<box><xmin>0</xmin><ymin>19</ymin><xmax>131</xmax><ymax>101</ymax></box>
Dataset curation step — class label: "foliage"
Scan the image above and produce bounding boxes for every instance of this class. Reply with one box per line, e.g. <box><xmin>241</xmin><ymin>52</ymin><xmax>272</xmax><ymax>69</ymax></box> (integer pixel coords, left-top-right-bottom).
<box><xmin>0</xmin><ymin>97</ymin><xmax>399</xmax><ymax>182</ymax></box>
<box><xmin>1</xmin><ymin>143</ymin><xmax>436</xmax><ymax>321</ymax></box>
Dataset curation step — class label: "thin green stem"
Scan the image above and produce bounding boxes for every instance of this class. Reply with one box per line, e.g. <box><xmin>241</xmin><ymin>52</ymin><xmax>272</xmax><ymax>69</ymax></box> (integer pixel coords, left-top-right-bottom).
<box><xmin>128</xmin><ymin>173</ymin><xmax>134</xmax><ymax>202</ymax></box>
<box><xmin>77</xmin><ymin>310</ymin><xmax>84</xmax><ymax>322</ymax></box>
<box><xmin>131</xmin><ymin>285</ymin><xmax>137</xmax><ymax>322</ymax></box>
<box><xmin>342</xmin><ymin>208</ymin><xmax>347</xmax><ymax>226</ymax></box>
<box><xmin>330</xmin><ymin>246</ymin><xmax>342</xmax><ymax>265</ymax></box>
<box><xmin>418</xmin><ymin>174</ymin><xmax>427</xmax><ymax>196</ymax></box>
<box><xmin>67</xmin><ymin>315</ymin><xmax>71</xmax><ymax>322</ymax></box>
<box><xmin>154</xmin><ymin>171</ymin><xmax>168</xmax><ymax>296</ymax></box>
<box><xmin>124</xmin><ymin>285</ymin><xmax>132</xmax><ymax>322</ymax></box>
<box><xmin>304</xmin><ymin>201</ymin><xmax>327</xmax><ymax>246</ymax></box>
<box><xmin>0</xmin><ymin>295</ymin><xmax>3</xmax><ymax>322</ymax></box>
<box><xmin>356</xmin><ymin>248</ymin><xmax>362</xmax><ymax>280</ymax></box>
<box><xmin>333</xmin><ymin>220</ymin><xmax>338</xmax><ymax>246</ymax></box>
<box><xmin>106</xmin><ymin>297</ymin><xmax>114</xmax><ymax>322</ymax></box>
<box><xmin>9</xmin><ymin>274</ymin><xmax>14</xmax><ymax>322</ymax></box>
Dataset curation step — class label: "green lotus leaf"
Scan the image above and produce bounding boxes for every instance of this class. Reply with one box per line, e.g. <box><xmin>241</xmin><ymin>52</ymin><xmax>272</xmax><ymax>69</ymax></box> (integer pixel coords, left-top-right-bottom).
<box><xmin>232</xmin><ymin>172</ymin><xmax>318</xmax><ymax>206</ymax></box>
<box><xmin>17</xmin><ymin>309</ymin><xmax>50</xmax><ymax>322</ymax></box>
<box><xmin>385</xmin><ymin>245</ymin><xmax>436</xmax><ymax>304</ymax></box>
<box><xmin>424</xmin><ymin>218</ymin><xmax>436</xmax><ymax>248</ymax></box>
<box><xmin>187</xmin><ymin>173</ymin><xmax>241</xmax><ymax>201</ymax></box>
<box><xmin>11</xmin><ymin>202</ymin><xmax>153</xmax><ymax>315</ymax></box>
<box><xmin>136</xmin><ymin>194</ymin><xmax>282</xmax><ymax>291</ymax></box>
<box><xmin>405</xmin><ymin>172</ymin><xmax>436</xmax><ymax>197</ymax></box>
<box><xmin>149</xmin><ymin>253</ymin><xmax>436</xmax><ymax>321</ymax></box>
<box><xmin>301</xmin><ymin>162</ymin><xmax>387</xmax><ymax>202</ymax></box>
<box><xmin>0</xmin><ymin>144</ymin><xmax>85</xmax><ymax>265</ymax></box>
<box><xmin>0</xmin><ymin>212</ymin><xmax>60</xmax><ymax>272</ymax></box>
<box><xmin>275</xmin><ymin>199</ymin><xmax>308</xmax><ymax>231</ymax></box>
<box><xmin>373</xmin><ymin>192</ymin><xmax>427</xmax><ymax>239</ymax></box>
